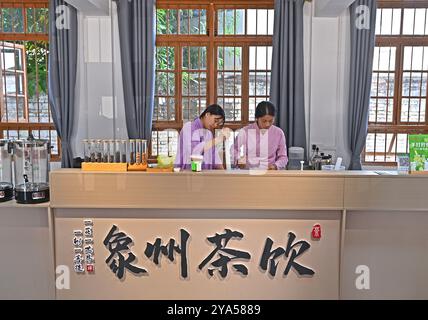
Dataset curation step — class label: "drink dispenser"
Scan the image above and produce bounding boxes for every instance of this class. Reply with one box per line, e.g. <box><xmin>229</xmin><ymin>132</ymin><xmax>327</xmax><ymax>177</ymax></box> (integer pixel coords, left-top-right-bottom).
<box><xmin>288</xmin><ymin>147</ymin><xmax>305</xmax><ymax>170</ymax></box>
<box><xmin>13</xmin><ymin>136</ymin><xmax>50</xmax><ymax>204</ymax></box>
<box><xmin>0</xmin><ymin>140</ymin><xmax>14</xmax><ymax>202</ymax></box>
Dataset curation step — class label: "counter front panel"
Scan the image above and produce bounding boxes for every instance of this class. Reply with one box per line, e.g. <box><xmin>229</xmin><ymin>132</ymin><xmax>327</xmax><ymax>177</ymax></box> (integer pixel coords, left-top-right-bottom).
<box><xmin>55</xmin><ymin>209</ymin><xmax>341</xmax><ymax>300</ymax></box>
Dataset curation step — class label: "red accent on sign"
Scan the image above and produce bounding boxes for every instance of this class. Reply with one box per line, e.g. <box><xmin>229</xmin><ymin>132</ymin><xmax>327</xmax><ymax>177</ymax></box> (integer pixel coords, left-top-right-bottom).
<box><xmin>312</xmin><ymin>224</ymin><xmax>321</xmax><ymax>240</ymax></box>
<box><xmin>86</xmin><ymin>265</ymin><xmax>95</xmax><ymax>272</ymax></box>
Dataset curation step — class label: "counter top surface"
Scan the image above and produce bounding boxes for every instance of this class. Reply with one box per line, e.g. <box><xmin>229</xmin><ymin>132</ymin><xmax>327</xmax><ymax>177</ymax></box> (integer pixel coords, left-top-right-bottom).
<box><xmin>49</xmin><ymin>168</ymin><xmax>428</xmax><ymax>210</ymax></box>
<box><xmin>0</xmin><ymin>201</ymin><xmax>50</xmax><ymax>208</ymax></box>
<box><xmin>51</xmin><ymin>168</ymin><xmax>421</xmax><ymax>177</ymax></box>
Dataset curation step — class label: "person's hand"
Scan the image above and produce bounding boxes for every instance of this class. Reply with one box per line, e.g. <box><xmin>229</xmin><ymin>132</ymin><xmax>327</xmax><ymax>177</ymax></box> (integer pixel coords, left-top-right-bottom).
<box><xmin>268</xmin><ymin>164</ymin><xmax>278</xmax><ymax>170</ymax></box>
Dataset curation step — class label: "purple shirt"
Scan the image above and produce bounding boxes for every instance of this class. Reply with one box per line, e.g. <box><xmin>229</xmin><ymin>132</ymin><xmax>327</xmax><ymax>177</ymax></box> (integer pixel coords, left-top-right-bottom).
<box><xmin>232</xmin><ymin>123</ymin><xmax>288</xmax><ymax>169</ymax></box>
<box><xmin>174</xmin><ymin>118</ymin><xmax>223</xmax><ymax>170</ymax></box>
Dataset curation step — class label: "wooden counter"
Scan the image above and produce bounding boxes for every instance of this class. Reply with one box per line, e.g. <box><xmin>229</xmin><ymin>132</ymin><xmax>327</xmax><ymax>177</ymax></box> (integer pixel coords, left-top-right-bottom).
<box><xmin>49</xmin><ymin>169</ymin><xmax>375</xmax><ymax>210</ymax></box>
<box><xmin>3</xmin><ymin>169</ymin><xmax>426</xmax><ymax>299</ymax></box>
<box><xmin>50</xmin><ymin>169</ymin><xmax>428</xmax><ymax>211</ymax></box>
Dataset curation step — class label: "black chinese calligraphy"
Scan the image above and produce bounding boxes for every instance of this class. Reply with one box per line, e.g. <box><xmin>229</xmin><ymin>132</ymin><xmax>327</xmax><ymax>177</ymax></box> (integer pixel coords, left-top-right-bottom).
<box><xmin>144</xmin><ymin>229</ymin><xmax>190</xmax><ymax>278</ymax></box>
<box><xmin>103</xmin><ymin>225</ymin><xmax>147</xmax><ymax>280</ymax></box>
<box><xmin>260</xmin><ymin>232</ymin><xmax>315</xmax><ymax>277</ymax></box>
<box><xmin>199</xmin><ymin>229</ymin><xmax>251</xmax><ymax>278</ymax></box>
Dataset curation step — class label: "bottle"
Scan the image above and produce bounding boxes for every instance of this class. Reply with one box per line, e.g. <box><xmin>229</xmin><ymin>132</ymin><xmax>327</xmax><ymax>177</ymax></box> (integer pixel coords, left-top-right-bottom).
<box><xmin>313</xmin><ymin>148</ymin><xmax>322</xmax><ymax>170</ymax></box>
<box><xmin>309</xmin><ymin>144</ymin><xmax>317</xmax><ymax>167</ymax></box>
<box><xmin>311</xmin><ymin>147</ymin><xmax>322</xmax><ymax>170</ymax></box>
<box><xmin>83</xmin><ymin>139</ymin><xmax>90</xmax><ymax>163</ymax></box>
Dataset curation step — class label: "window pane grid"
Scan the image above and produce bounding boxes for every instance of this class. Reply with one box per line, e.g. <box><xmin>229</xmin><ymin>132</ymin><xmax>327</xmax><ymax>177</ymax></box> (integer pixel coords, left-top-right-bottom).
<box><xmin>156</xmin><ymin>9</ymin><xmax>207</xmax><ymax>35</ymax></box>
<box><xmin>217</xmin><ymin>46</ymin><xmax>242</xmax><ymax>122</ymax></box>
<box><xmin>367</xmin><ymin>2</ymin><xmax>428</xmax><ymax>164</ymax></box>
<box><xmin>376</xmin><ymin>7</ymin><xmax>428</xmax><ymax>36</ymax></box>
<box><xmin>182</xmin><ymin>46</ymin><xmax>207</xmax><ymax>122</ymax></box>
<box><xmin>403</xmin><ymin>8</ymin><xmax>428</xmax><ymax>36</ymax></box>
<box><xmin>1</xmin><ymin>40</ymin><xmax>50</xmax><ymax>124</ymax></box>
<box><xmin>0</xmin><ymin>2</ymin><xmax>58</xmax><ymax>160</ymax></box>
<box><xmin>151</xmin><ymin>129</ymin><xmax>179</xmax><ymax>157</ymax></box>
<box><xmin>370</xmin><ymin>47</ymin><xmax>396</xmax><ymax>124</ymax></box>
<box><xmin>376</xmin><ymin>8</ymin><xmax>402</xmax><ymax>36</ymax></box>
<box><xmin>0</xmin><ymin>6</ymin><xmax>48</xmax><ymax>35</ymax></box>
<box><xmin>154</xmin><ymin>4</ymin><xmax>273</xmax><ymax>158</ymax></box>
<box><xmin>1</xmin><ymin>41</ymin><xmax>24</xmax><ymax>122</ymax></box>
<box><xmin>249</xmin><ymin>46</ymin><xmax>272</xmax><ymax>121</ymax></box>
<box><xmin>155</xmin><ymin>46</ymin><xmax>176</xmax><ymax>121</ymax></box>
<box><xmin>217</xmin><ymin>8</ymin><xmax>274</xmax><ymax>36</ymax></box>
<box><xmin>401</xmin><ymin>46</ymin><xmax>428</xmax><ymax>123</ymax></box>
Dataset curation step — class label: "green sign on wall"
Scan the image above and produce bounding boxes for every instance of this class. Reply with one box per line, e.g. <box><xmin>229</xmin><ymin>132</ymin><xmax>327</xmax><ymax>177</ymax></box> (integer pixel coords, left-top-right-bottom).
<box><xmin>409</xmin><ymin>135</ymin><xmax>428</xmax><ymax>172</ymax></box>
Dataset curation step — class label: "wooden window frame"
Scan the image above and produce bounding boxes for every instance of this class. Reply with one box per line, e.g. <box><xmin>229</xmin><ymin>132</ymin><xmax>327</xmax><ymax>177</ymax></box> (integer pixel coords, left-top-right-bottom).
<box><xmin>0</xmin><ymin>0</ymin><xmax>59</xmax><ymax>161</ymax></box>
<box><xmin>365</xmin><ymin>0</ymin><xmax>428</xmax><ymax>166</ymax></box>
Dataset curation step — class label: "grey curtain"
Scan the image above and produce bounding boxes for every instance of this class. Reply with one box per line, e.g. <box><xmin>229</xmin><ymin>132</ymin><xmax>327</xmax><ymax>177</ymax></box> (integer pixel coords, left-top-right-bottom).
<box><xmin>115</xmin><ymin>0</ymin><xmax>156</xmax><ymax>140</ymax></box>
<box><xmin>348</xmin><ymin>0</ymin><xmax>377</xmax><ymax>170</ymax></box>
<box><xmin>270</xmin><ymin>0</ymin><xmax>306</xmax><ymax>154</ymax></box>
<box><xmin>48</xmin><ymin>0</ymin><xmax>78</xmax><ymax>168</ymax></box>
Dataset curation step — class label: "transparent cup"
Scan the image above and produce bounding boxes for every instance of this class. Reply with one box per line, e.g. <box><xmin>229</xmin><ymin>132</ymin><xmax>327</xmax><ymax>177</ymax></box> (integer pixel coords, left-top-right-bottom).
<box><xmin>108</xmin><ymin>140</ymin><xmax>115</xmax><ymax>163</ymax></box>
<box><xmin>120</xmin><ymin>140</ymin><xmax>127</xmax><ymax>163</ymax></box>
<box><xmin>129</xmin><ymin>139</ymin><xmax>136</xmax><ymax>165</ymax></box>
<box><xmin>114</xmin><ymin>140</ymin><xmax>121</xmax><ymax>163</ymax></box>
<box><xmin>102</xmin><ymin>140</ymin><xmax>109</xmax><ymax>163</ymax></box>
<box><xmin>83</xmin><ymin>139</ymin><xmax>90</xmax><ymax>162</ymax></box>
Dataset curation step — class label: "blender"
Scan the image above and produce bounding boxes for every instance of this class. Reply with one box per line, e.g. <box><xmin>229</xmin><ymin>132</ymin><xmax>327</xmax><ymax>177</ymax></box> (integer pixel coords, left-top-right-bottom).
<box><xmin>0</xmin><ymin>140</ymin><xmax>14</xmax><ymax>202</ymax></box>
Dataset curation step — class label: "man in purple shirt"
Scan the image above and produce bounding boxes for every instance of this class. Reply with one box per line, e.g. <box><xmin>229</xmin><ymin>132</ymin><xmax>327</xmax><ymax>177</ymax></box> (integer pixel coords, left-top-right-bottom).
<box><xmin>175</xmin><ymin>104</ymin><xmax>228</xmax><ymax>170</ymax></box>
<box><xmin>232</xmin><ymin>101</ymin><xmax>288</xmax><ymax>170</ymax></box>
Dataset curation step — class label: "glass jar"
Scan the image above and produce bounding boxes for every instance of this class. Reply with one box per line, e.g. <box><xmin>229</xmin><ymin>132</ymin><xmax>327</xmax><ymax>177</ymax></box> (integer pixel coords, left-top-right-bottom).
<box><xmin>0</xmin><ymin>140</ymin><xmax>13</xmax><ymax>202</ymax></box>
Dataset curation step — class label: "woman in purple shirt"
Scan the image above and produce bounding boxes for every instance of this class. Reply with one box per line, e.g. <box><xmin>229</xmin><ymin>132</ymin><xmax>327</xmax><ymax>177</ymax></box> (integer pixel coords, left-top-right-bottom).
<box><xmin>175</xmin><ymin>104</ymin><xmax>229</xmax><ymax>170</ymax></box>
<box><xmin>233</xmin><ymin>101</ymin><xmax>288</xmax><ymax>170</ymax></box>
